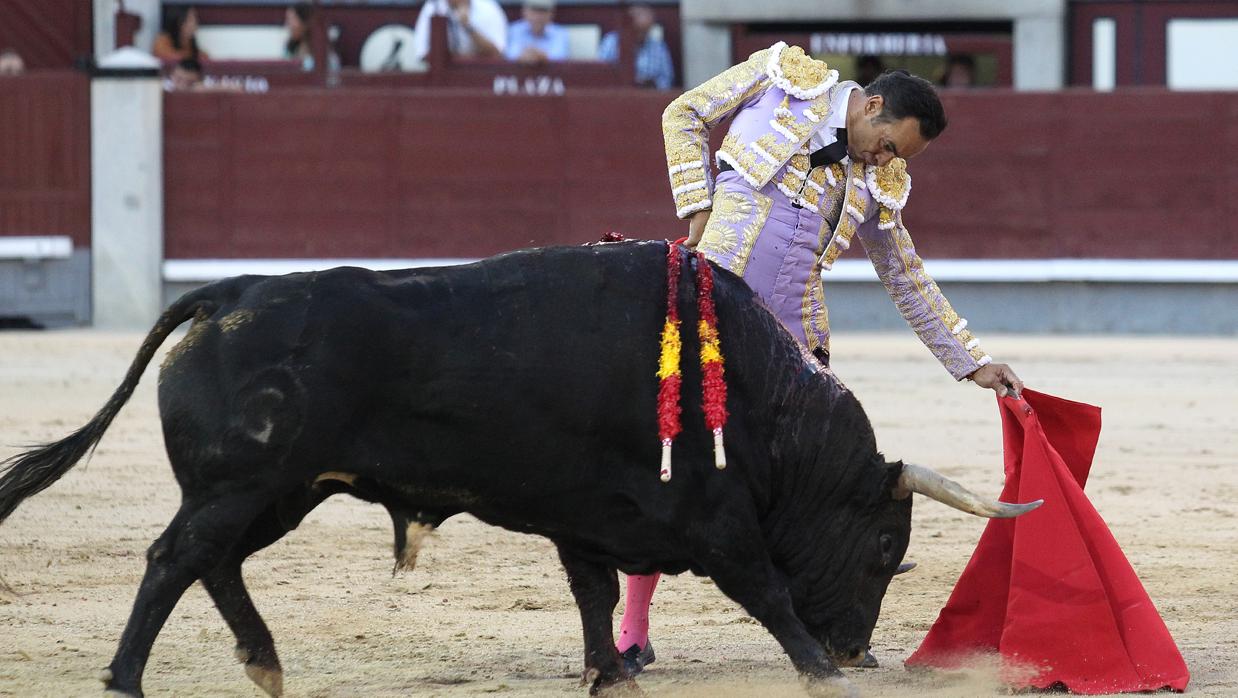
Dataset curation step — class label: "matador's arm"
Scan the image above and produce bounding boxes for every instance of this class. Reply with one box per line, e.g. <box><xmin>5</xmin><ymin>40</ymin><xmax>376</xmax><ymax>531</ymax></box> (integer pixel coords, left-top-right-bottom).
<box><xmin>856</xmin><ymin>207</ymin><xmax>991</xmax><ymax>381</ymax></box>
<box><xmin>662</xmin><ymin>48</ymin><xmax>772</xmax><ymax>219</ymax></box>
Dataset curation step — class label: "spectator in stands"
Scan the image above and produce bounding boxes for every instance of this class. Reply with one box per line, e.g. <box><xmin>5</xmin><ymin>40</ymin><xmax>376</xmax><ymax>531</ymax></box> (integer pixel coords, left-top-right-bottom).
<box><xmin>0</xmin><ymin>48</ymin><xmax>24</xmax><ymax>76</ymax></box>
<box><xmin>506</xmin><ymin>0</ymin><xmax>569</xmax><ymax>65</ymax></box>
<box><xmin>855</xmin><ymin>54</ymin><xmax>885</xmax><ymax>86</ymax></box>
<box><xmin>153</xmin><ymin>6</ymin><xmax>209</xmax><ymax>62</ymax></box>
<box><xmin>285</xmin><ymin>3</ymin><xmax>315</xmax><ymax>69</ymax></box>
<box><xmin>165</xmin><ymin>57</ymin><xmax>203</xmax><ymax>91</ymax></box>
<box><xmin>412</xmin><ymin>0</ymin><xmax>508</xmax><ymax>64</ymax></box>
<box><xmin>598</xmin><ymin>2</ymin><xmax>674</xmax><ymax>90</ymax></box>
<box><xmin>939</xmin><ymin>54</ymin><xmax>977</xmax><ymax>88</ymax></box>
<box><xmin>283</xmin><ymin>3</ymin><xmax>339</xmax><ymax>72</ymax></box>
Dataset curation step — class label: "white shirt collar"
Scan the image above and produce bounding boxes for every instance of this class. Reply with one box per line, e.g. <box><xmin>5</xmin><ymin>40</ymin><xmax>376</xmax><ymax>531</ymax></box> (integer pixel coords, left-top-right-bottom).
<box><xmin>808</xmin><ymin>81</ymin><xmax>859</xmax><ymax>151</ymax></box>
<box><xmin>828</xmin><ymin>82</ymin><xmax>859</xmax><ymax>130</ymax></box>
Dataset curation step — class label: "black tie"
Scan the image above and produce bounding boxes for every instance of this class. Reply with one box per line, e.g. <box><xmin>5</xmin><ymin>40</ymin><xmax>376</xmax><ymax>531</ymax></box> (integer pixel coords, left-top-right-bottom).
<box><xmin>810</xmin><ymin>128</ymin><xmax>847</xmax><ymax>168</ymax></box>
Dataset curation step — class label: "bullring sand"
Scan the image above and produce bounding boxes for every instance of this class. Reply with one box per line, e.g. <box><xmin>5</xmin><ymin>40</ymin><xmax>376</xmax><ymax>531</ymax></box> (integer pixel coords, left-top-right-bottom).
<box><xmin>2</xmin><ymin>331</ymin><xmax>1235</xmax><ymax>697</ymax></box>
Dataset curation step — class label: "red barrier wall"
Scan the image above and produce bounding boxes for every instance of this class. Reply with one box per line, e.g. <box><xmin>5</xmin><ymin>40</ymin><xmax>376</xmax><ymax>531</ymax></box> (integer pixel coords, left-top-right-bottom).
<box><xmin>0</xmin><ymin>72</ymin><xmax>91</xmax><ymax>246</ymax></box>
<box><xmin>164</xmin><ymin>88</ymin><xmax>678</xmax><ymax>258</ymax></box>
<box><xmin>164</xmin><ymin>88</ymin><xmax>1238</xmax><ymax>260</ymax></box>
<box><xmin>0</xmin><ymin>1</ymin><xmax>93</xmax><ymax>70</ymax></box>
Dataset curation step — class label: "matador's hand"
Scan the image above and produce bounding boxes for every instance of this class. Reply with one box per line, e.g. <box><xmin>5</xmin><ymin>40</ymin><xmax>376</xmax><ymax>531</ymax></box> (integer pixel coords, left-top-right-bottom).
<box><xmin>685</xmin><ymin>209</ymin><xmax>711</xmax><ymax>248</ymax></box>
<box><xmin>969</xmin><ymin>362</ymin><xmax>1024</xmax><ymax>398</ymax></box>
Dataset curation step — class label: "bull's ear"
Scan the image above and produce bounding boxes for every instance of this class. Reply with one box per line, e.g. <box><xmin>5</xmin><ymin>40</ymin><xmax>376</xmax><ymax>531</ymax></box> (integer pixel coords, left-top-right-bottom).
<box><xmin>888</xmin><ymin>460</ymin><xmax>912</xmax><ymax>500</ymax></box>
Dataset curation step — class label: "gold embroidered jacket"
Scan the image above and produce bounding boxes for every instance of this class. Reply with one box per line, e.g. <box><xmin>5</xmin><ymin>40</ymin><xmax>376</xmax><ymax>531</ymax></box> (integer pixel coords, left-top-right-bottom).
<box><xmin>664</xmin><ymin>42</ymin><xmax>993</xmax><ymax>380</ymax></box>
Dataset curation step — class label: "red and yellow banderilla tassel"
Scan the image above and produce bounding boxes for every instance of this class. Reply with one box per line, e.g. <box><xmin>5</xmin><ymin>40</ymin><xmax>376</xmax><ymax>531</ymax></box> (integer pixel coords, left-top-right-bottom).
<box><xmin>696</xmin><ymin>254</ymin><xmax>728</xmax><ymax>470</ymax></box>
<box><xmin>656</xmin><ymin>242</ymin><xmax>729</xmax><ymax>481</ymax></box>
<box><xmin>656</xmin><ymin>243</ymin><xmax>684</xmax><ymax>482</ymax></box>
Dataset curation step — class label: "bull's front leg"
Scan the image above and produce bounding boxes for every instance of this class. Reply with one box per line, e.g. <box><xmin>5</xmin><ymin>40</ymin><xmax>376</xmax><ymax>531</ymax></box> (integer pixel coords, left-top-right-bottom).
<box><xmin>697</xmin><ymin>545</ymin><xmax>857</xmax><ymax>697</ymax></box>
<box><xmin>554</xmin><ymin>543</ymin><xmax>636</xmax><ymax>695</ymax></box>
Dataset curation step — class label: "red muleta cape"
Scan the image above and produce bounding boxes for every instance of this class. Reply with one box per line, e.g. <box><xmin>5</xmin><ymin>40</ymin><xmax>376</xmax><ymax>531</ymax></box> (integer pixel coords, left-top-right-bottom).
<box><xmin>905</xmin><ymin>389</ymin><xmax>1190</xmax><ymax>694</ymax></box>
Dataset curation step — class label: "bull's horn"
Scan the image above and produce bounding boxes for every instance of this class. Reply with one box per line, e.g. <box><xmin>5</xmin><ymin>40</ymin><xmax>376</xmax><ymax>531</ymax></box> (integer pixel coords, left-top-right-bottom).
<box><xmin>896</xmin><ymin>463</ymin><xmax>1042</xmax><ymax>518</ymax></box>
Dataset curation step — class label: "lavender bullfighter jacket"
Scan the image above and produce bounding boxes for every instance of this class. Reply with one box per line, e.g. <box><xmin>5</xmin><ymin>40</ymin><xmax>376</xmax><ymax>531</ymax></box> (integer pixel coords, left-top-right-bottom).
<box><xmin>662</xmin><ymin>41</ymin><xmax>992</xmax><ymax>380</ymax></box>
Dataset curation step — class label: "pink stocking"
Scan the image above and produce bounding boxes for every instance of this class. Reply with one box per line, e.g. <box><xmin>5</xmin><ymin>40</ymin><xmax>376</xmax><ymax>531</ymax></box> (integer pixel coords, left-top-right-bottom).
<box><xmin>616</xmin><ymin>573</ymin><xmax>660</xmax><ymax>652</ymax></box>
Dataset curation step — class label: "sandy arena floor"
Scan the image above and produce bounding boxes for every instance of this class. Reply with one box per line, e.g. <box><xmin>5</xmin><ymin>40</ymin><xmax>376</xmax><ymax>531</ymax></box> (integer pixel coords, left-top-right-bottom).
<box><xmin>1</xmin><ymin>330</ymin><xmax>1235</xmax><ymax>697</ymax></box>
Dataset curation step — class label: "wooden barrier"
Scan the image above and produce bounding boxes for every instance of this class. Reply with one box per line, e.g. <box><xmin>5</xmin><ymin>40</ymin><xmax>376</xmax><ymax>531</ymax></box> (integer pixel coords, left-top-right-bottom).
<box><xmin>0</xmin><ymin>72</ymin><xmax>91</xmax><ymax>247</ymax></box>
<box><xmin>163</xmin><ymin>87</ymin><xmax>1238</xmax><ymax>261</ymax></box>
<box><xmin>0</xmin><ymin>1</ymin><xmax>92</xmax><ymax>70</ymax></box>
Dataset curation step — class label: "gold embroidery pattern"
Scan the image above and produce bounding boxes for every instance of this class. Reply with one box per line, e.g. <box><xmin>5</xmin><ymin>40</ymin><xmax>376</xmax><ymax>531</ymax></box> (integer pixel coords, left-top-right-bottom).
<box><xmin>699</xmin><ymin>221</ymin><xmax>740</xmax><ymax>259</ymax></box>
<box><xmin>819</xmin><ymin>166</ymin><xmax>865</xmax><ymax>267</ymax></box>
<box><xmin>879</xmin><ymin>208</ymin><xmax>896</xmax><ymax>229</ymax></box>
<box><xmin>775</xmin><ymin>152</ymin><xmax>810</xmax><ymax>201</ymax></box>
<box><xmin>747</xmin><ymin>133</ymin><xmax>785</xmax><ymax>184</ymax></box>
<box><xmin>749</xmin><ymin>90</ymin><xmax>835</xmax><ymax>183</ymax></box>
<box><xmin>777</xmin><ymin>45</ymin><xmax>834</xmax><ymax>93</ymax></box>
<box><xmin>724</xmin><ymin>81</ymin><xmax>847</xmax><ymax>191</ymax></box>
<box><xmin>719</xmin><ymin>132</ymin><xmax>763</xmax><ymax>184</ymax></box>
<box><xmin>822</xmin><ymin>214</ymin><xmax>855</xmax><ymax>270</ymax></box>
<box><xmin>668</xmin><ymin>166</ymin><xmax>708</xmax><ymax>197</ymax></box>
<box><xmin>846</xmin><ymin>186</ymin><xmax>867</xmax><ymax>218</ymax></box>
<box><xmin>807</xmin><ymin>163</ymin><xmax>846</xmax><ymax>247</ymax></box>
<box><xmin>732</xmin><ymin>190</ymin><xmax>773</xmax><ymax>276</ymax></box>
<box><xmin>800</xmin><ymin>277</ymin><xmax>830</xmax><ymax>353</ymax></box>
<box><xmin>698</xmin><ymin>187</ymin><xmax>773</xmax><ymax>278</ymax></box>
<box><xmin>868</xmin><ymin>158</ymin><xmax>911</xmax><ymax>211</ymax></box>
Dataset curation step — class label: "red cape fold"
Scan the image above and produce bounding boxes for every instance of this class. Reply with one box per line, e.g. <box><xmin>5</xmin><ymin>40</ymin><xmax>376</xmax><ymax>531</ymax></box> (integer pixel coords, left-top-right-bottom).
<box><xmin>905</xmin><ymin>389</ymin><xmax>1189</xmax><ymax>694</ymax></box>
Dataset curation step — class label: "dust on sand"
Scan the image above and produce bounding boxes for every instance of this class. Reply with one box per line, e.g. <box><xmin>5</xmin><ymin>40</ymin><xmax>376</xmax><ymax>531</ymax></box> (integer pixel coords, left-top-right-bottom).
<box><xmin>1</xmin><ymin>331</ymin><xmax>1235</xmax><ymax>697</ymax></box>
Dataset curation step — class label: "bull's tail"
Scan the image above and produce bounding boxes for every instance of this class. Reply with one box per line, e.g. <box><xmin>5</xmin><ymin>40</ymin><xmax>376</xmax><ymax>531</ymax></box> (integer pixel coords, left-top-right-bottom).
<box><xmin>0</xmin><ymin>287</ymin><xmax>221</xmax><ymax>526</ymax></box>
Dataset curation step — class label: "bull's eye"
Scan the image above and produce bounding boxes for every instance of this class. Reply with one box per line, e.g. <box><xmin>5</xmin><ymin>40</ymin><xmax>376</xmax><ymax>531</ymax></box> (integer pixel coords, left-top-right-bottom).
<box><xmin>879</xmin><ymin>533</ymin><xmax>895</xmax><ymax>567</ymax></box>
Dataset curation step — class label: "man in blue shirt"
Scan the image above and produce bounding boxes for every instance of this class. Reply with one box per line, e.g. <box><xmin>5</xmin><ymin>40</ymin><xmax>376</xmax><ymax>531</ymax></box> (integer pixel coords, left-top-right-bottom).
<box><xmin>598</xmin><ymin>2</ymin><xmax>674</xmax><ymax>89</ymax></box>
<box><xmin>506</xmin><ymin>0</ymin><xmax>570</xmax><ymax>65</ymax></box>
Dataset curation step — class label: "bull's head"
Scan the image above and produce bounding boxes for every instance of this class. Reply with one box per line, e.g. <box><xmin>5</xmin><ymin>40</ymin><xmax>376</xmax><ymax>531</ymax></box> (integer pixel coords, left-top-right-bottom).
<box><xmin>796</xmin><ymin>460</ymin><xmax>1040</xmax><ymax>667</ymax></box>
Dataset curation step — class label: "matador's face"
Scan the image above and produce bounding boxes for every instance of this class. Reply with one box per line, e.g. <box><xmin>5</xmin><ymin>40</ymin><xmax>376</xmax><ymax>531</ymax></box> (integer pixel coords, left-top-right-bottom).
<box><xmin>847</xmin><ymin>97</ymin><xmax>930</xmax><ymax>168</ymax></box>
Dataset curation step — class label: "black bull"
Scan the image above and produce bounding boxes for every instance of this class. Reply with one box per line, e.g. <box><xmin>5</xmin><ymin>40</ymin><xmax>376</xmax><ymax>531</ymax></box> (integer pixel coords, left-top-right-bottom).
<box><xmin>0</xmin><ymin>241</ymin><xmax>1038</xmax><ymax>697</ymax></box>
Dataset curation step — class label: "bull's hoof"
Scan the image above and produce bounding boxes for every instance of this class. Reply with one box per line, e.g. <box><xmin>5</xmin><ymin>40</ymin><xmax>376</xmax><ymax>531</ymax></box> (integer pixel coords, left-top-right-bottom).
<box><xmin>244</xmin><ymin>662</ymin><xmax>284</xmax><ymax>697</ymax></box>
<box><xmin>235</xmin><ymin>643</ymin><xmax>284</xmax><ymax>696</ymax></box>
<box><xmin>99</xmin><ymin>667</ymin><xmax>142</xmax><ymax>697</ymax></box>
<box><xmin>593</xmin><ymin>677</ymin><xmax>643</xmax><ymax>697</ymax></box>
<box><xmin>582</xmin><ymin>666</ymin><xmax>642</xmax><ymax>697</ymax></box>
<box><xmin>857</xmin><ymin>650</ymin><xmax>879</xmax><ymax>669</ymax></box>
<box><xmin>803</xmin><ymin>674</ymin><xmax>859</xmax><ymax>698</ymax></box>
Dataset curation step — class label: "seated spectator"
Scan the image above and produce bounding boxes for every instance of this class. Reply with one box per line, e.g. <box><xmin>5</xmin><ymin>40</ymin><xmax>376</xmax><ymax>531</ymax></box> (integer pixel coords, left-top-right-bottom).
<box><xmin>285</xmin><ymin>3</ymin><xmax>314</xmax><ymax>69</ymax></box>
<box><xmin>165</xmin><ymin>57</ymin><xmax>204</xmax><ymax>91</ymax></box>
<box><xmin>506</xmin><ymin>0</ymin><xmax>569</xmax><ymax>66</ymax></box>
<box><xmin>939</xmin><ymin>53</ymin><xmax>978</xmax><ymax>88</ymax></box>
<box><xmin>284</xmin><ymin>2</ymin><xmax>339</xmax><ymax>72</ymax></box>
<box><xmin>153</xmin><ymin>6</ymin><xmax>209</xmax><ymax>62</ymax></box>
<box><xmin>598</xmin><ymin>2</ymin><xmax>673</xmax><ymax>89</ymax></box>
<box><xmin>412</xmin><ymin>0</ymin><xmax>508</xmax><ymax>65</ymax></box>
<box><xmin>0</xmin><ymin>48</ymin><xmax>24</xmax><ymax>76</ymax></box>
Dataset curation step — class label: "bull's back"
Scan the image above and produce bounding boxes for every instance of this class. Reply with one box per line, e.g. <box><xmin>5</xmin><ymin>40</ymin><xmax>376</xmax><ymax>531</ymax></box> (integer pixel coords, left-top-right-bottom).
<box><xmin>158</xmin><ymin>243</ymin><xmax>673</xmax><ymax>492</ymax></box>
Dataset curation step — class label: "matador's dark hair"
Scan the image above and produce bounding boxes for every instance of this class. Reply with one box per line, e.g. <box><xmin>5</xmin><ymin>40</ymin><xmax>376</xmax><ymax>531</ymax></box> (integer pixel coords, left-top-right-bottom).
<box><xmin>864</xmin><ymin>69</ymin><xmax>948</xmax><ymax>140</ymax></box>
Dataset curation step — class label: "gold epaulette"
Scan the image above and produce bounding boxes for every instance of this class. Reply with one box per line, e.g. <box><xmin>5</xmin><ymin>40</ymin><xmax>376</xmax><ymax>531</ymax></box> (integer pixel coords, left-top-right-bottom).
<box><xmin>766</xmin><ymin>43</ymin><xmax>837</xmax><ymax>100</ymax></box>
<box><xmin>867</xmin><ymin>158</ymin><xmax>912</xmax><ymax>213</ymax></box>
